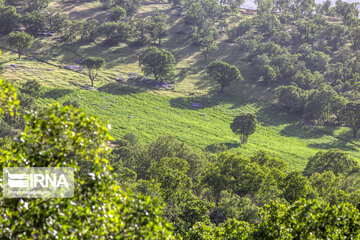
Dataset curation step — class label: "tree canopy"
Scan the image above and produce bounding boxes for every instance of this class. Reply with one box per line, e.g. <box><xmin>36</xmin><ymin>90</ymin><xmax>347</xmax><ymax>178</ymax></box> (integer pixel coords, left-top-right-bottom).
<box><xmin>80</xmin><ymin>57</ymin><xmax>105</xmax><ymax>87</ymax></box>
<box><xmin>230</xmin><ymin>113</ymin><xmax>257</xmax><ymax>143</ymax></box>
<box><xmin>7</xmin><ymin>31</ymin><xmax>34</xmax><ymax>59</ymax></box>
<box><xmin>138</xmin><ymin>46</ymin><xmax>176</xmax><ymax>81</ymax></box>
<box><xmin>207</xmin><ymin>60</ymin><xmax>244</xmax><ymax>92</ymax></box>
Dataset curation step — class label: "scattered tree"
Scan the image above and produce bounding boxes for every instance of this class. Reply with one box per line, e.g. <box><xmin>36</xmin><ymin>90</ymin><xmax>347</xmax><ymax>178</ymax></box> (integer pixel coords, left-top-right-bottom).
<box><xmin>207</xmin><ymin>60</ymin><xmax>244</xmax><ymax>92</ymax></box>
<box><xmin>110</xmin><ymin>6</ymin><xmax>126</xmax><ymax>21</ymax></box>
<box><xmin>230</xmin><ymin>113</ymin><xmax>257</xmax><ymax>144</ymax></box>
<box><xmin>132</xmin><ymin>18</ymin><xmax>150</xmax><ymax>45</ymax></box>
<box><xmin>61</xmin><ymin>19</ymin><xmax>83</xmax><ymax>43</ymax></box>
<box><xmin>138</xmin><ymin>46</ymin><xmax>176</xmax><ymax>81</ymax></box>
<box><xmin>0</xmin><ymin>6</ymin><xmax>19</xmax><ymax>34</ymax></box>
<box><xmin>21</xmin><ymin>11</ymin><xmax>46</xmax><ymax>36</ymax></box>
<box><xmin>97</xmin><ymin>21</ymin><xmax>119</xmax><ymax>44</ymax></box>
<box><xmin>148</xmin><ymin>10</ymin><xmax>168</xmax><ymax>45</ymax></box>
<box><xmin>80</xmin><ymin>57</ymin><xmax>105</xmax><ymax>87</ymax></box>
<box><xmin>98</xmin><ymin>21</ymin><xmax>132</xmax><ymax>45</ymax></box>
<box><xmin>185</xmin><ymin>0</ymin><xmax>220</xmax><ymax>28</ymax></box>
<box><xmin>261</xmin><ymin>65</ymin><xmax>277</xmax><ymax>84</ymax></box>
<box><xmin>7</xmin><ymin>31</ymin><xmax>34</xmax><ymax>59</ymax></box>
<box><xmin>200</xmin><ymin>34</ymin><xmax>218</xmax><ymax>63</ymax></box>
<box><xmin>115</xmin><ymin>0</ymin><xmax>141</xmax><ymax>17</ymax></box>
<box><xmin>24</xmin><ymin>0</ymin><xmax>50</xmax><ymax>12</ymax></box>
<box><xmin>275</xmin><ymin>85</ymin><xmax>308</xmax><ymax>114</ymax></box>
<box><xmin>201</xmin><ymin>41</ymin><xmax>218</xmax><ymax>63</ymax></box>
<box><xmin>43</xmin><ymin>8</ymin><xmax>69</xmax><ymax>33</ymax></box>
<box><xmin>341</xmin><ymin>101</ymin><xmax>360</xmax><ymax>138</ymax></box>
<box><xmin>80</xmin><ymin>19</ymin><xmax>98</xmax><ymax>43</ymax></box>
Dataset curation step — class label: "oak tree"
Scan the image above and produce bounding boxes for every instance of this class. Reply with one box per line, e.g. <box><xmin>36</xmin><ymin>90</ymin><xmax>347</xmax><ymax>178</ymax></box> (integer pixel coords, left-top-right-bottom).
<box><xmin>207</xmin><ymin>60</ymin><xmax>243</xmax><ymax>93</ymax></box>
<box><xmin>138</xmin><ymin>46</ymin><xmax>176</xmax><ymax>81</ymax></box>
<box><xmin>7</xmin><ymin>31</ymin><xmax>34</xmax><ymax>59</ymax></box>
<box><xmin>80</xmin><ymin>57</ymin><xmax>105</xmax><ymax>87</ymax></box>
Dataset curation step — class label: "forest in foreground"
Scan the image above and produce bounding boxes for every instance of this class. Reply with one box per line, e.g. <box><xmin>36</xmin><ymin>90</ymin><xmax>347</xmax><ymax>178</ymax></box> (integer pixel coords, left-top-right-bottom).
<box><xmin>1</xmin><ymin>0</ymin><xmax>360</xmax><ymax>239</ymax></box>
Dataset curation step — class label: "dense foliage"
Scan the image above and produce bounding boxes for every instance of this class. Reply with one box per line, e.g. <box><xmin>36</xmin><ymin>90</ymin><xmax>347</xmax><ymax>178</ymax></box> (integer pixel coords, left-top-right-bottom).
<box><xmin>0</xmin><ymin>78</ymin><xmax>174</xmax><ymax>239</ymax></box>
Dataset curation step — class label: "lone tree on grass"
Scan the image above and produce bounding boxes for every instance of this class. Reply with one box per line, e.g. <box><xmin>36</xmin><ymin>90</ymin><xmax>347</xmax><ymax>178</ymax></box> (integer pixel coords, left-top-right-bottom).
<box><xmin>341</xmin><ymin>101</ymin><xmax>360</xmax><ymax>138</ymax></box>
<box><xmin>7</xmin><ymin>31</ymin><xmax>34</xmax><ymax>59</ymax></box>
<box><xmin>138</xmin><ymin>46</ymin><xmax>175</xmax><ymax>81</ymax></box>
<box><xmin>80</xmin><ymin>57</ymin><xmax>105</xmax><ymax>87</ymax></box>
<box><xmin>207</xmin><ymin>60</ymin><xmax>244</xmax><ymax>93</ymax></box>
<box><xmin>230</xmin><ymin>113</ymin><xmax>257</xmax><ymax>144</ymax></box>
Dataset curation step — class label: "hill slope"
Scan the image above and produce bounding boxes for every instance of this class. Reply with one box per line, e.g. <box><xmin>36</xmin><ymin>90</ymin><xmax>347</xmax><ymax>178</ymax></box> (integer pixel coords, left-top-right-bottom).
<box><xmin>1</xmin><ymin>2</ymin><xmax>359</xmax><ymax>171</ymax></box>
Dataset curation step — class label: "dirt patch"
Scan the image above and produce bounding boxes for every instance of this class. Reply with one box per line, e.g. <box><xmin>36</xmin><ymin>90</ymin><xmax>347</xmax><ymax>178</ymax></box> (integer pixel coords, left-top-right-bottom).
<box><xmin>51</xmin><ymin>1</ymin><xmax>111</xmax><ymax>24</ymax></box>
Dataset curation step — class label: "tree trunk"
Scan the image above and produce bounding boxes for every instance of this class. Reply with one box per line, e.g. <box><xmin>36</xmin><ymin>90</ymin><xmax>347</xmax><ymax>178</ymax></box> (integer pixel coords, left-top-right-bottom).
<box><xmin>18</xmin><ymin>51</ymin><xmax>21</xmax><ymax>59</ymax></box>
<box><xmin>220</xmin><ymin>84</ymin><xmax>225</xmax><ymax>93</ymax></box>
<box><xmin>243</xmin><ymin>135</ymin><xmax>247</xmax><ymax>144</ymax></box>
<box><xmin>88</xmin><ymin>71</ymin><xmax>95</xmax><ymax>87</ymax></box>
<box><xmin>353</xmin><ymin>128</ymin><xmax>358</xmax><ymax>139</ymax></box>
<box><xmin>204</xmin><ymin>52</ymin><xmax>207</xmax><ymax>63</ymax></box>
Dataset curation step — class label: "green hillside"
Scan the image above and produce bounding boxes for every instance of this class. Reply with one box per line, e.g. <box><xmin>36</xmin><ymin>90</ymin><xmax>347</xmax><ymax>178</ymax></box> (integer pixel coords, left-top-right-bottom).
<box><xmin>0</xmin><ymin>55</ymin><xmax>358</xmax><ymax>171</ymax></box>
<box><xmin>1</xmin><ymin>2</ymin><xmax>359</xmax><ymax>171</ymax></box>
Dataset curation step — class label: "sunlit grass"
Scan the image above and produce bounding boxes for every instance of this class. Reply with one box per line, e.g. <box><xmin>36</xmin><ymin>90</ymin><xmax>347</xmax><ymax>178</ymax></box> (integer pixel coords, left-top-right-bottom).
<box><xmin>34</xmin><ymin>83</ymin><xmax>360</xmax><ymax>171</ymax></box>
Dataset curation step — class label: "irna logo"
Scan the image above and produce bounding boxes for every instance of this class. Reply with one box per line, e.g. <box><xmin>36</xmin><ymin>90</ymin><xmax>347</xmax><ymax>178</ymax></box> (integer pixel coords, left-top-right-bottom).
<box><xmin>7</xmin><ymin>173</ymin><xmax>69</xmax><ymax>188</ymax></box>
<box><xmin>3</xmin><ymin>167</ymin><xmax>74</xmax><ymax>198</ymax></box>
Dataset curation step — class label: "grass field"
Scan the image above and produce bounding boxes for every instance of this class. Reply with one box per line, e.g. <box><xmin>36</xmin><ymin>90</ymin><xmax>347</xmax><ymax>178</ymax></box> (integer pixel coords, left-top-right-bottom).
<box><xmin>31</xmin><ymin>82</ymin><xmax>359</xmax><ymax>171</ymax></box>
<box><xmin>1</xmin><ymin>2</ymin><xmax>359</xmax><ymax>171</ymax></box>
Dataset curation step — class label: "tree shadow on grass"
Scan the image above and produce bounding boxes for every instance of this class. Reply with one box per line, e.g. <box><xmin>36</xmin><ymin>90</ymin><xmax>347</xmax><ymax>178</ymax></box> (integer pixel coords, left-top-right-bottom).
<box><xmin>169</xmin><ymin>95</ymin><xmax>224</xmax><ymax>110</ymax></box>
<box><xmin>98</xmin><ymin>82</ymin><xmax>143</xmax><ymax>95</ymax></box>
<box><xmin>205</xmin><ymin>142</ymin><xmax>241</xmax><ymax>153</ymax></box>
<box><xmin>104</xmin><ymin>44</ymin><xmax>141</xmax><ymax>69</ymax></box>
<box><xmin>255</xmin><ymin>104</ymin><xmax>296</xmax><ymax>127</ymax></box>
<box><xmin>169</xmin><ymin>94</ymin><xmax>256</xmax><ymax>110</ymax></box>
<box><xmin>279</xmin><ymin>123</ymin><xmax>332</xmax><ymax>140</ymax></box>
<box><xmin>69</xmin><ymin>6</ymin><xmax>110</xmax><ymax>25</ymax></box>
<box><xmin>225</xmin><ymin>142</ymin><xmax>241</xmax><ymax>149</ymax></box>
<box><xmin>336</xmin><ymin>128</ymin><xmax>355</xmax><ymax>142</ymax></box>
<box><xmin>42</xmin><ymin>89</ymin><xmax>74</xmax><ymax>100</ymax></box>
<box><xmin>308</xmin><ymin>140</ymin><xmax>358</xmax><ymax>152</ymax></box>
